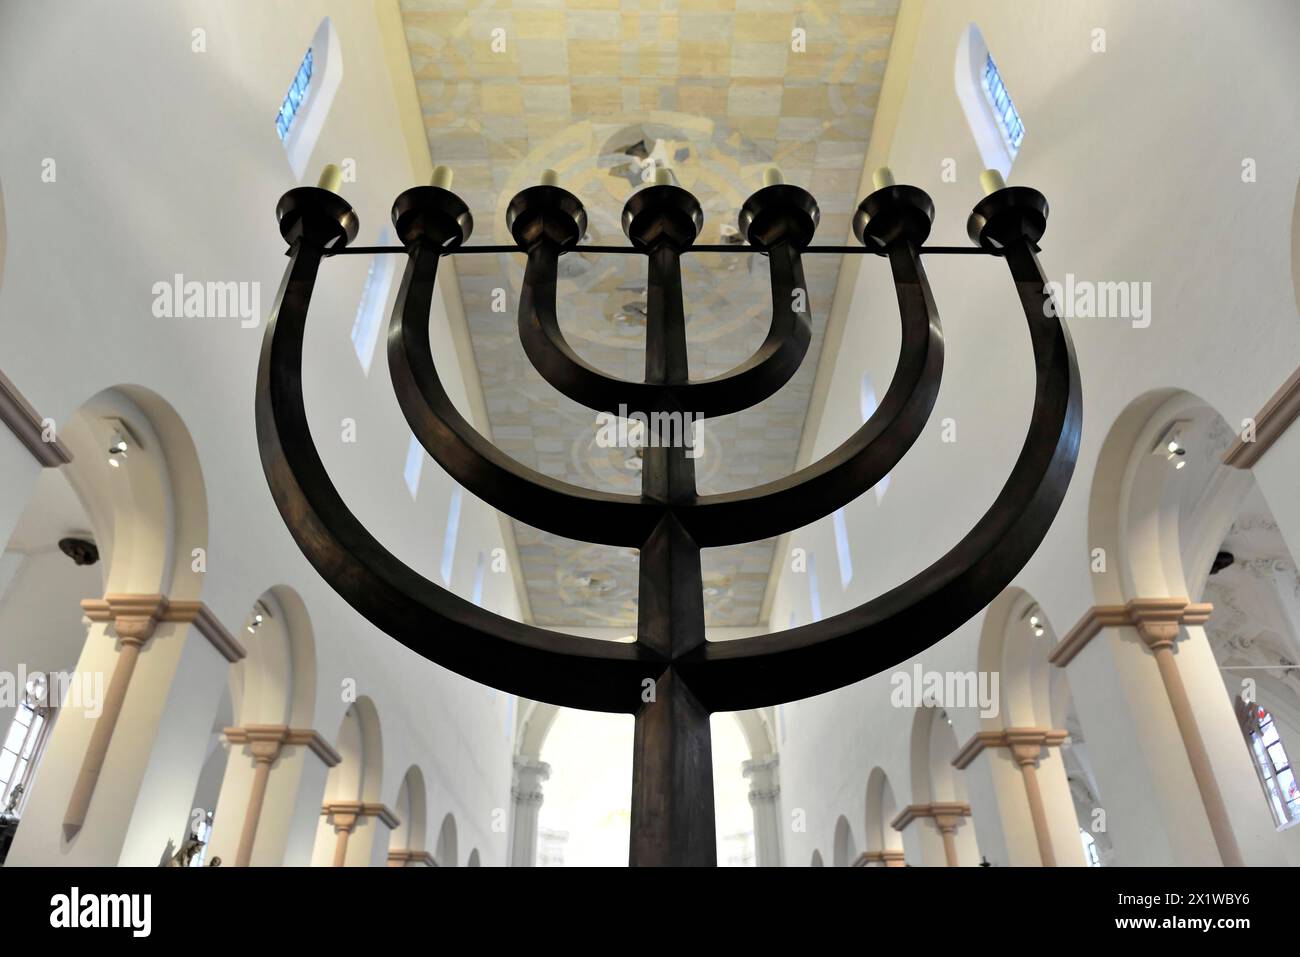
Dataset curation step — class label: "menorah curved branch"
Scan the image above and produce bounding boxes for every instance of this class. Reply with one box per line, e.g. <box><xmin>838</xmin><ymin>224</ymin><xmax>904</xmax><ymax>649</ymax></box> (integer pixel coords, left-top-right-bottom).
<box><xmin>514</xmin><ymin>188</ymin><xmax>813</xmax><ymax>420</ymax></box>
<box><xmin>255</xmin><ymin>174</ymin><xmax>1081</xmax><ymax>866</ymax></box>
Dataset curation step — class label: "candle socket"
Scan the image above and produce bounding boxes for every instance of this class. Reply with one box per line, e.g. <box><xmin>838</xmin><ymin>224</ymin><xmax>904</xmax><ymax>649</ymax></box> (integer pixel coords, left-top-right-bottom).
<box><xmin>317</xmin><ymin>164</ymin><xmax>343</xmax><ymax>194</ymax></box>
<box><xmin>979</xmin><ymin>169</ymin><xmax>1007</xmax><ymax>196</ymax></box>
<box><xmin>430</xmin><ymin>165</ymin><xmax>454</xmax><ymax>190</ymax></box>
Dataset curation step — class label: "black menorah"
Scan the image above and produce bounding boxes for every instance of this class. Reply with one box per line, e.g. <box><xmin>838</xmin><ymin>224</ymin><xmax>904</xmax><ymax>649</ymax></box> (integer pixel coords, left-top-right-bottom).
<box><xmin>255</xmin><ymin>166</ymin><xmax>1081</xmax><ymax>866</ymax></box>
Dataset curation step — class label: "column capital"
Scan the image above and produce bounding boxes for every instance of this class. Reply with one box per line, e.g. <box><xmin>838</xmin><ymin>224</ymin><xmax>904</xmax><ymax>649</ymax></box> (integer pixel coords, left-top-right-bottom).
<box><xmin>512</xmin><ymin>756</ymin><xmax>551</xmax><ymax>781</ymax></box>
<box><xmin>742</xmin><ymin>754</ymin><xmax>780</xmax><ymax>777</ymax></box>
<box><xmin>81</xmin><ymin>594</ymin><xmax>247</xmax><ymax>660</ymax></box>
<box><xmin>890</xmin><ymin>802</ymin><xmax>971</xmax><ymax>832</ymax></box>
<box><xmin>225</xmin><ymin>725</ymin><xmax>342</xmax><ymax>767</ymax></box>
<box><xmin>321</xmin><ymin>800</ymin><xmax>400</xmax><ymax>831</ymax></box>
<box><xmin>1050</xmin><ymin>598</ymin><xmax>1213</xmax><ymax>666</ymax></box>
<box><xmin>952</xmin><ymin>727</ymin><xmax>1069</xmax><ymax>769</ymax></box>
<box><xmin>387</xmin><ymin>849</ymin><xmax>437</xmax><ymax>867</ymax></box>
<box><xmin>82</xmin><ymin>594</ymin><xmax>169</xmax><ymax>645</ymax></box>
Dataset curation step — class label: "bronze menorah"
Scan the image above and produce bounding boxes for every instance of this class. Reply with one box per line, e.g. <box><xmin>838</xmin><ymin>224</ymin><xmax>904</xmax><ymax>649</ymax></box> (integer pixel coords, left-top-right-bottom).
<box><xmin>255</xmin><ymin>165</ymin><xmax>1080</xmax><ymax>866</ymax></box>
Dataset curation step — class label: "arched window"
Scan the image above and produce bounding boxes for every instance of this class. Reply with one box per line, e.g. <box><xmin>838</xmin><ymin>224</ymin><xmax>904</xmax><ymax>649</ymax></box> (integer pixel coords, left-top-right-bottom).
<box><xmin>1239</xmin><ymin>698</ymin><xmax>1299</xmax><ymax>825</ymax></box>
<box><xmin>955</xmin><ymin>24</ymin><xmax>1024</xmax><ymax>177</ymax></box>
<box><xmin>277</xmin><ymin>19</ymin><xmax>343</xmax><ymax>180</ymax></box>
<box><xmin>350</xmin><ymin>226</ymin><xmax>397</xmax><ymax>373</ymax></box>
<box><xmin>0</xmin><ymin>673</ymin><xmax>55</xmax><ymax>816</ymax></box>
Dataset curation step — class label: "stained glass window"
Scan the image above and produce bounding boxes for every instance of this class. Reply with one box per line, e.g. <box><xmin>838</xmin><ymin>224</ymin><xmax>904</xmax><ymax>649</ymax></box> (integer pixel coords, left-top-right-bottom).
<box><xmin>275</xmin><ymin>47</ymin><xmax>314</xmax><ymax>142</ymax></box>
<box><xmin>1079</xmin><ymin>829</ymin><xmax>1101</xmax><ymax>867</ymax></box>
<box><xmin>1247</xmin><ymin>704</ymin><xmax>1299</xmax><ymax>825</ymax></box>
<box><xmin>981</xmin><ymin>53</ymin><xmax>1025</xmax><ymax>160</ymax></box>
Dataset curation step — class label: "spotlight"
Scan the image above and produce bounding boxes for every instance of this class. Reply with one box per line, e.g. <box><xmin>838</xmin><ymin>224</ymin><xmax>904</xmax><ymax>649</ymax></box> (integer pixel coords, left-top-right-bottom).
<box><xmin>1153</xmin><ymin>422</ymin><xmax>1190</xmax><ymax>470</ymax></box>
<box><xmin>246</xmin><ymin>600</ymin><xmax>271</xmax><ymax>634</ymax></box>
<box><xmin>108</xmin><ymin>430</ymin><xmax>129</xmax><ymax>467</ymax></box>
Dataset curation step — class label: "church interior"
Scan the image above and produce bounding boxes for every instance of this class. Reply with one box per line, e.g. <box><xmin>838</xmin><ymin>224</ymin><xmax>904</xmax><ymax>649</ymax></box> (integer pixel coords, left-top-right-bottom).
<box><xmin>1</xmin><ymin>0</ymin><xmax>1299</xmax><ymax>882</ymax></box>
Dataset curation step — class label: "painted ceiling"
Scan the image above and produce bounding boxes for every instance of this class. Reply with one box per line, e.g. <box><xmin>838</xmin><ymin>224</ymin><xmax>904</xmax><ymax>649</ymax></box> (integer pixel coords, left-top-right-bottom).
<box><xmin>399</xmin><ymin>0</ymin><xmax>900</xmax><ymax>626</ymax></box>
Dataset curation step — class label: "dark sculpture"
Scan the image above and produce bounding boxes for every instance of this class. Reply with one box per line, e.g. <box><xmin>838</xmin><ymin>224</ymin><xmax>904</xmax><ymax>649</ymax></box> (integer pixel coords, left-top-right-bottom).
<box><xmin>255</xmin><ymin>167</ymin><xmax>1081</xmax><ymax>866</ymax></box>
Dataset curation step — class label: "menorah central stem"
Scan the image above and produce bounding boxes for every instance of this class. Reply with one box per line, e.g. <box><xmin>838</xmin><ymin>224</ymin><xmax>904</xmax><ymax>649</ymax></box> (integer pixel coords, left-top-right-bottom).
<box><xmin>629</xmin><ymin>238</ymin><xmax>716</xmax><ymax>866</ymax></box>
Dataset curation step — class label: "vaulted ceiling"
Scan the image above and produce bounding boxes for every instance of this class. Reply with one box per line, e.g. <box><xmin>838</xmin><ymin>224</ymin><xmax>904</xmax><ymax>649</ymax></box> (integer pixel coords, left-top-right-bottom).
<box><xmin>398</xmin><ymin>0</ymin><xmax>901</xmax><ymax>626</ymax></box>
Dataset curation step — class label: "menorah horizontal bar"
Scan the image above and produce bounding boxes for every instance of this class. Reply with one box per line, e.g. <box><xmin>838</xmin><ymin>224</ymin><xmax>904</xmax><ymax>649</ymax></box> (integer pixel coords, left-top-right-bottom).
<box><xmin>327</xmin><ymin>243</ymin><xmax>995</xmax><ymax>256</ymax></box>
<box><xmin>255</xmin><ymin>166</ymin><xmax>1080</xmax><ymax>865</ymax></box>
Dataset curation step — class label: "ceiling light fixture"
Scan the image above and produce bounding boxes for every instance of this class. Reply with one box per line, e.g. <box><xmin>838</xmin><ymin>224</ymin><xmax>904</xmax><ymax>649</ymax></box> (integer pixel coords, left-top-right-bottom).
<box><xmin>255</xmin><ymin>161</ymin><xmax>1081</xmax><ymax>865</ymax></box>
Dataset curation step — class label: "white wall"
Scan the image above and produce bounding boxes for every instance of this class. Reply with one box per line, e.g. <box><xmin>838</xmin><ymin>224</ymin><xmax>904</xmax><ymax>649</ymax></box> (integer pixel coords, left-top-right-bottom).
<box><xmin>0</xmin><ymin>0</ymin><xmax>521</xmax><ymax>864</ymax></box>
<box><xmin>770</xmin><ymin>0</ymin><xmax>1300</xmax><ymax>866</ymax></box>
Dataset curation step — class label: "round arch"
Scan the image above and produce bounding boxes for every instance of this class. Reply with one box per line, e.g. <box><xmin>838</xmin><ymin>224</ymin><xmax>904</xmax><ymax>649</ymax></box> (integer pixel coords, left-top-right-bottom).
<box><xmin>864</xmin><ymin>767</ymin><xmax>903</xmax><ymax>858</ymax></box>
<box><xmin>390</xmin><ymin>765</ymin><xmax>428</xmax><ymax>857</ymax></box>
<box><xmin>832</xmin><ymin>815</ymin><xmax>857</xmax><ymax>867</ymax></box>
<box><xmin>228</xmin><ymin>584</ymin><xmax>316</xmax><ymax>728</ymax></box>
<box><xmin>435</xmin><ymin>812</ymin><xmax>458</xmax><ymax>867</ymax></box>
<box><xmin>1088</xmin><ymin>390</ymin><xmax>1253</xmax><ymax>605</ymax></box>
<box><xmin>976</xmin><ymin>587</ymin><xmax>1058</xmax><ymax>730</ymax></box>
<box><xmin>50</xmin><ymin>384</ymin><xmax>209</xmax><ymax>600</ymax></box>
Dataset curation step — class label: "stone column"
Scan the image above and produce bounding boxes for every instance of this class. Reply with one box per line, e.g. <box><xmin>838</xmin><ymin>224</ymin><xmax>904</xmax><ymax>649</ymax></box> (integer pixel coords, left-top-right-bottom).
<box><xmin>931</xmin><ymin>802</ymin><xmax>970</xmax><ymax>867</ymax></box>
<box><xmin>953</xmin><ymin>728</ymin><xmax>1081</xmax><ymax>866</ymax></box>
<box><xmin>7</xmin><ymin>595</ymin><xmax>244</xmax><ymax>866</ymax></box>
<box><xmin>1050</xmin><ymin>599</ymin><xmax>1267</xmax><ymax>866</ymax></box>
<box><xmin>508</xmin><ymin>757</ymin><xmax>550</xmax><ymax>867</ymax></box>
<box><xmin>1130</xmin><ymin>604</ymin><xmax>1243</xmax><ymax>867</ymax></box>
<box><xmin>891</xmin><ymin>803</ymin><xmax>970</xmax><ymax>867</ymax></box>
<box><xmin>321</xmin><ymin>801</ymin><xmax>399</xmax><ymax>867</ymax></box>
<box><xmin>742</xmin><ymin>754</ymin><xmax>783</xmax><ymax>867</ymax></box>
<box><xmin>209</xmin><ymin>727</ymin><xmax>339</xmax><ymax>867</ymax></box>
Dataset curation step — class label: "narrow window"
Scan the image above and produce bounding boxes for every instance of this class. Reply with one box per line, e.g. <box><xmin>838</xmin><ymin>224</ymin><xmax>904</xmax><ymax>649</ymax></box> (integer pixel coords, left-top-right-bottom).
<box><xmin>832</xmin><ymin>508</ymin><xmax>853</xmax><ymax>588</ymax></box>
<box><xmin>277</xmin><ymin>19</ymin><xmax>344</xmax><ymax>180</ymax></box>
<box><xmin>955</xmin><ymin>24</ymin><xmax>1023</xmax><ymax>177</ymax></box>
<box><xmin>440</xmin><ymin>487</ymin><xmax>463</xmax><ymax>585</ymax></box>
<box><xmin>471</xmin><ymin>550</ymin><xmax>487</xmax><ymax>605</ymax></box>
<box><xmin>808</xmin><ymin>553</ymin><xmax>823</xmax><ymax>623</ymax></box>
<box><xmin>350</xmin><ymin>226</ymin><xmax>396</xmax><ymax>372</ymax></box>
<box><xmin>860</xmin><ymin>372</ymin><xmax>889</xmax><ymax>502</ymax></box>
<box><xmin>404</xmin><ymin>434</ymin><xmax>423</xmax><ymax>500</ymax></box>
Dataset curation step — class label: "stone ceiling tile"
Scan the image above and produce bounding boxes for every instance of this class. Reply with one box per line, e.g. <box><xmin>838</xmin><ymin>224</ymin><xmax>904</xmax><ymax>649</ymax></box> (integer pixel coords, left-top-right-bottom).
<box><xmin>731</xmin><ymin>42</ymin><xmax>790</xmax><ymax>78</ymax></box>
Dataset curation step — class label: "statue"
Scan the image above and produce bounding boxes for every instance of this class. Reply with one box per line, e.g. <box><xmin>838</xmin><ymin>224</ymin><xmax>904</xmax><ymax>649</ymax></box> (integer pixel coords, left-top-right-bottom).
<box><xmin>1</xmin><ymin>784</ymin><xmax>23</xmax><ymax>819</ymax></box>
